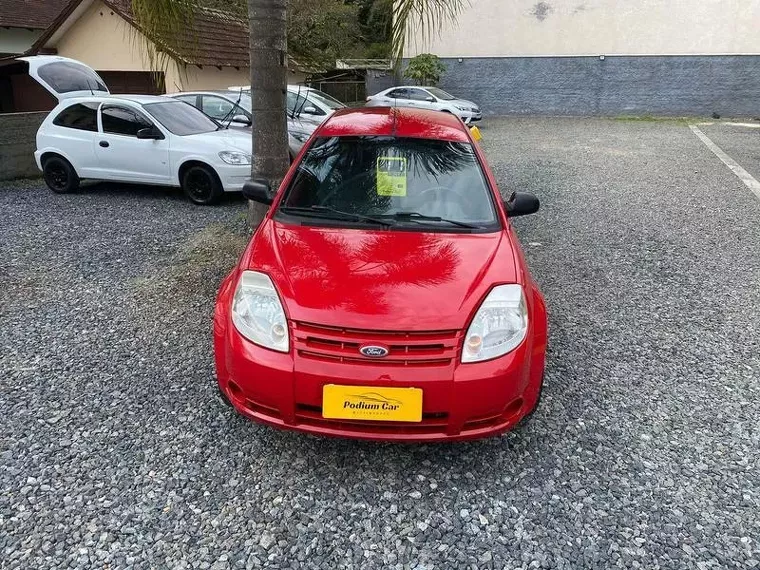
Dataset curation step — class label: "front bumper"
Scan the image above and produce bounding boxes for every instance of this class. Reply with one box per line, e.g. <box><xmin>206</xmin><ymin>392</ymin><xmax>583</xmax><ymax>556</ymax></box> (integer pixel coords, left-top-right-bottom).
<box><xmin>214</xmin><ymin>281</ymin><xmax>547</xmax><ymax>443</ymax></box>
<box><xmin>458</xmin><ymin>110</ymin><xmax>482</xmax><ymax>124</ymax></box>
<box><xmin>215</xmin><ymin>162</ymin><xmax>251</xmax><ymax>192</ymax></box>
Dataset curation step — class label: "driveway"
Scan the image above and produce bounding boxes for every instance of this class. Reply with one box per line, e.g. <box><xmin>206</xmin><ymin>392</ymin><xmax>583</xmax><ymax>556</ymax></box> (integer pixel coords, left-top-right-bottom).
<box><xmin>1</xmin><ymin>118</ymin><xmax>759</xmax><ymax>569</ymax></box>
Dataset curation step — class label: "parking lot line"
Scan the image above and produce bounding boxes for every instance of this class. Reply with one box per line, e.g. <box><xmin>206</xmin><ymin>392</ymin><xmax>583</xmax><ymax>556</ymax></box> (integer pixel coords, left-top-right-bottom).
<box><xmin>689</xmin><ymin>124</ymin><xmax>760</xmax><ymax>202</ymax></box>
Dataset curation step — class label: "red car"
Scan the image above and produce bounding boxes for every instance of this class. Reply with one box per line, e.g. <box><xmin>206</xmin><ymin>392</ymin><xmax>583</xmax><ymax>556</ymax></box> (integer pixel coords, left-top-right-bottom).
<box><xmin>214</xmin><ymin>107</ymin><xmax>547</xmax><ymax>442</ymax></box>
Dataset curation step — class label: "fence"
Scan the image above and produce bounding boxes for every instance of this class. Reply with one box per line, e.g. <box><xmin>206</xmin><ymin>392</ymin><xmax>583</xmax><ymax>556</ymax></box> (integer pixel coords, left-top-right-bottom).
<box><xmin>307</xmin><ymin>80</ymin><xmax>366</xmax><ymax>106</ymax></box>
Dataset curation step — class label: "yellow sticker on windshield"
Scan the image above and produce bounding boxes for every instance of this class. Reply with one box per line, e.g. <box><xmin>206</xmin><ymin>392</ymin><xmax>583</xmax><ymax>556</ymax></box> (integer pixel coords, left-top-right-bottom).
<box><xmin>377</xmin><ymin>156</ymin><xmax>407</xmax><ymax>197</ymax></box>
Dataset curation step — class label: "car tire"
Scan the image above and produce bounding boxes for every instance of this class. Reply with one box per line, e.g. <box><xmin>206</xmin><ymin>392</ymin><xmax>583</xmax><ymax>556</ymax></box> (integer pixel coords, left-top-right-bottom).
<box><xmin>43</xmin><ymin>156</ymin><xmax>80</xmax><ymax>194</ymax></box>
<box><xmin>181</xmin><ymin>164</ymin><xmax>223</xmax><ymax>205</ymax></box>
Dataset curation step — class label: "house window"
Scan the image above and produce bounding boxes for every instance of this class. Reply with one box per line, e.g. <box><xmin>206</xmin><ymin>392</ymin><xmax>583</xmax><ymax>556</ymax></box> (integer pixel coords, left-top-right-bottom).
<box><xmin>52</xmin><ymin>102</ymin><xmax>100</xmax><ymax>131</ymax></box>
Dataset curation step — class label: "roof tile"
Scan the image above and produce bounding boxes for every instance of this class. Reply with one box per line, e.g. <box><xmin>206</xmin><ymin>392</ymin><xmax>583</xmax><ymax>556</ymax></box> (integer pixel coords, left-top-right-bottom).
<box><xmin>0</xmin><ymin>0</ymin><xmax>69</xmax><ymax>29</ymax></box>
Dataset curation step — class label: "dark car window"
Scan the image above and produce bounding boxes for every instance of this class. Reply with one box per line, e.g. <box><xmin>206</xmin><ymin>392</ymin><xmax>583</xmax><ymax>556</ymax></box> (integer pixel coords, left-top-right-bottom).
<box><xmin>278</xmin><ymin>136</ymin><xmax>499</xmax><ymax>231</ymax></box>
<box><xmin>101</xmin><ymin>105</ymin><xmax>153</xmax><ymax>136</ymax></box>
<box><xmin>143</xmin><ymin>101</ymin><xmax>218</xmax><ymax>135</ymax></box>
<box><xmin>201</xmin><ymin>95</ymin><xmax>236</xmax><ymax>120</ymax></box>
<box><xmin>408</xmin><ymin>89</ymin><xmax>433</xmax><ymax>101</ymax></box>
<box><xmin>387</xmin><ymin>89</ymin><xmax>409</xmax><ymax>100</ymax></box>
<box><xmin>287</xmin><ymin>91</ymin><xmax>322</xmax><ymax>116</ymax></box>
<box><xmin>53</xmin><ymin>102</ymin><xmax>99</xmax><ymax>132</ymax></box>
<box><xmin>37</xmin><ymin>61</ymin><xmax>108</xmax><ymax>94</ymax></box>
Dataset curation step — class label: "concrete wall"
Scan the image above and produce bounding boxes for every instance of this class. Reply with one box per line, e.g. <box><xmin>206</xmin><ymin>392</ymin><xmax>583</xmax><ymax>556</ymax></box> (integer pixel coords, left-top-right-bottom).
<box><xmin>0</xmin><ymin>112</ymin><xmax>45</xmax><ymax>180</ymax></box>
<box><xmin>0</xmin><ymin>28</ymin><xmax>42</xmax><ymax>55</ymax></box>
<box><xmin>366</xmin><ymin>70</ymin><xmax>397</xmax><ymax>97</ymax></box>
<box><xmin>406</xmin><ymin>0</ymin><xmax>760</xmax><ymax>57</ymax></box>
<box><xmin>431</xmin><ymin>55</ymin><xmax>760</xmax><ymax>116</ymax></box>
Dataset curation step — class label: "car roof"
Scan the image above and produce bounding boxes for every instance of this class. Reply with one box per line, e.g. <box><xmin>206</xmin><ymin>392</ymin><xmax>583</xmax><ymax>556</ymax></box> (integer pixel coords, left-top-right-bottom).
<box><xmin>170</xmin><ymin>90</ymin><xmax>245</xmax><ymax>97</ymax></box>
<box><xmin>318</xmin><ymin>107</ymin><xmax>471</xmax><ymax>143</ymax></box>
<box><xmin>108</xmin><ymin>94</ymin><xmax>174</xmax><ymax>104</ymax></box>
<box><xmin>57</xmin><ymin>94</ymin><xmax>178</xmax><ymax>105</ymax></box>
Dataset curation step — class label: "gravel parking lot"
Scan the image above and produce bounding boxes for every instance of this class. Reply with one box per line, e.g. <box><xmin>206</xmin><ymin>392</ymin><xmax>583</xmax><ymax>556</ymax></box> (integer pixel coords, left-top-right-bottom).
<box><xmin>2</xmin><ymin>118</ymin><xmax>759</xmax><ymax>569</ymax></box>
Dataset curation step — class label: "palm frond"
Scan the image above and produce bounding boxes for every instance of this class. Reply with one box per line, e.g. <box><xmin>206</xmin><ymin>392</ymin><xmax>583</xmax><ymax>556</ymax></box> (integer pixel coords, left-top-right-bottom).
<box><xmin>130</xmin><ymin>0</ymin><xmax>197</xmax><ymax>77</ymax></box>
<box><xmin>391</xmin><ymin>0</ymin><xmax>468</xmax><ymax>66</ymax></box>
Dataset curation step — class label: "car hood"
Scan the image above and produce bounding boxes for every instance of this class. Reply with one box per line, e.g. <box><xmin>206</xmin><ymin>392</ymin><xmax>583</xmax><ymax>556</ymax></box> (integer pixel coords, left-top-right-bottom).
<box><xmin>184</xmin><ymin>129</ymin><xmax>252</xmax><ymax>152</ymax></box>
<box><xmin>245</xmin><ymin>221</ymin><xmax>518</xmax><ymax>331</ymax></box>
<box><xmin>288</xmin><ymin>115</ymin><xmax>320</xmax><ymax>133</ymax></box>
<box><xmin>452</xmin><ymin>98</ymin><xmax>478</xmax><ymax>109</ymax></box>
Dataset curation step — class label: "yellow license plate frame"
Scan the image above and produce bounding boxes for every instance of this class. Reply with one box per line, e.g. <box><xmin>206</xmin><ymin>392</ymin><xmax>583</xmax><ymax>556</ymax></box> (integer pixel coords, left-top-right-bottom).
<box><xmin>322</xmin><ymin>385</ymin><xmax>423</xmax><ymax>422</ymax></box>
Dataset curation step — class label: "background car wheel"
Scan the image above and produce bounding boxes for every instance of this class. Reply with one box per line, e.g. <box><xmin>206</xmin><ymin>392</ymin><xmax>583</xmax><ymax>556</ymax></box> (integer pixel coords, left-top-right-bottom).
<box><xmin>182</xmin><ymin>165</ymin><xmax>223</xmax><ymax>205</ymax></box>
<box><xmin>43</xmin><ymin>156</ymin><xmax>80</xmax><ymax>194</ymax></box>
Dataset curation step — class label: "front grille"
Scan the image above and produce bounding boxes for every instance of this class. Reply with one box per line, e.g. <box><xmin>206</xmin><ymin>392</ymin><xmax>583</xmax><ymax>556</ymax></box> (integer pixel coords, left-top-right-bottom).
<box><xmin>294</xmin><ymin>404</ymin><xmax>450</xmax><ymax>434</ymax></box>
<box><xmin>292</xmin><ymin>321</ymin><xmax>461</xmax><ymax>367</ymax></box>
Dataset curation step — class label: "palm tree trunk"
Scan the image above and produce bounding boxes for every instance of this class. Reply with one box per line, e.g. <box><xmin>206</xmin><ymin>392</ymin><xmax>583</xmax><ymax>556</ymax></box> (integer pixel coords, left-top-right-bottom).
<box><xmin>247</xmin><ymin>0</ymin><xmax>290</xmax><ymax>228</ymax></box>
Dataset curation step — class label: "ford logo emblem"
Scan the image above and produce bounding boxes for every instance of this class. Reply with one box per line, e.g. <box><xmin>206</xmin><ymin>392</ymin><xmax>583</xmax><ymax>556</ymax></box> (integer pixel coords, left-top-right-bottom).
<box><xmin>359</xmin><ymin>345</ymin><xmax>389</xmax><ymax>358</ymax></box>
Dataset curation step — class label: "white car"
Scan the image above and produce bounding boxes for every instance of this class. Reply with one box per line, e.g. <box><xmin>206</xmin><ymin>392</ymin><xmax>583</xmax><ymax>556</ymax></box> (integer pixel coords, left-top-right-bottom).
<box><xmin>168</xmin><ymin>90</ymin><xmax>320</xmax><ymax>160</ymax></box>
<box><xmin>366</xmin><ymin>86</ymin><xmax>482</xmax><ymax>124</ymax></box>
<box><xmin>24</xmin><ymin>55</ymin><xmax>252</xmax><ymax>205</ymax></box>
<box><xmin>227</xmin><ymin>84</ymin><xmax>347</xmax><ymax>122</ymax></box>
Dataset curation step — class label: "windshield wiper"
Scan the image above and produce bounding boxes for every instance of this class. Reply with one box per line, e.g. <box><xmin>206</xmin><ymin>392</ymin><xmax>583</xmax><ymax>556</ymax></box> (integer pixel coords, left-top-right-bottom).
<box><xmin>279</xmin><ymin>206</ymin><xmax>393</xmax><ymax>227</ymax></box>
<box><xmin>384</xmin><ymin>211</ymin><xmax>480</xmax><ymax>229</ymax></box>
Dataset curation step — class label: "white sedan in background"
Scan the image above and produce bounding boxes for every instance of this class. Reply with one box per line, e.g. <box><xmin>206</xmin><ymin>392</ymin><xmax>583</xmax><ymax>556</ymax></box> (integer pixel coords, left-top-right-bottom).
<box><xmin>366</xmin><ymin>86</ymin><xmax>482</xmax><ymax>124</ymax></box>
<box><xmin>21</xmin><ymin>54</ymin><xmax>251</xmax><ymax>204</ymax></box>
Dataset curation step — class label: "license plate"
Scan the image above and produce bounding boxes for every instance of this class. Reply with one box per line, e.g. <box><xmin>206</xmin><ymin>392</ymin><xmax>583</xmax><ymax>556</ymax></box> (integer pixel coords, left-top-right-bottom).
<box><xmin>322</xmin><ymin>385</ymin><xmax>423</xmax><ymax>422</ymax></box>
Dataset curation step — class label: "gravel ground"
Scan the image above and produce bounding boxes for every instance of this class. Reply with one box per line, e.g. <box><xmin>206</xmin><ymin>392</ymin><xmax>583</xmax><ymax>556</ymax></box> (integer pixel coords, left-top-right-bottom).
<box><xmin>2</xmin><ymin>118</ymin><xmax>759</xmax><ymax>569</ymax></box>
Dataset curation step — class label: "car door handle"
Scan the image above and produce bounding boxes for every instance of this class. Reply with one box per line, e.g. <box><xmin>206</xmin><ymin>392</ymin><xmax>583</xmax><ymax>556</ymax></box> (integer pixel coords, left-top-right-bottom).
<box><xmin>99</xmin><ymin>141</ymin><xmax>109</xmax><ymax>148</ymax></box>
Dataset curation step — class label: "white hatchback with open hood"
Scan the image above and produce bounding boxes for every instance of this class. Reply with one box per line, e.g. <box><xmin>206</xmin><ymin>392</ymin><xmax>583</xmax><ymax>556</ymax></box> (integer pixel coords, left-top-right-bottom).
<box><xmin>25</xmin><ymin>55</ymin><xmax>254</xmax><ymax>205</ymax></box>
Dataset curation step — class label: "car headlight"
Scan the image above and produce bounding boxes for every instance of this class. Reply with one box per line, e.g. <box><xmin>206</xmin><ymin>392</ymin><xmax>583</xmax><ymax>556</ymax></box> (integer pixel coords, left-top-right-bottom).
<box><xmin>462</xmin><ymin>284</ymin><xmax>528</xmax><ymax>363</ymax></box>
<box><xmin>219</xmin><ymin>151</ymin><xmax>251</xmax><ymax>165</ymax></box>
<box><xmin>231</xmin><ymin>271</ymin><xmax>289</xmax><ymax>352</ymax></box>
<box><xmin>290</xmin><ymin>131</ymin><xmax>310</xmax><ymax>143</ymax></box>
<box><xmin>456</xmin><ymin>105</ymin><xmax>469</xmax><ymax>111</ymax></box>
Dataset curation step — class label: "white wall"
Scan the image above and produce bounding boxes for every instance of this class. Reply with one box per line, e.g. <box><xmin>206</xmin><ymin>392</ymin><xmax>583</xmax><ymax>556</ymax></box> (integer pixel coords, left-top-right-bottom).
<box><xmin>0</xmin><ymin>28</ymin><xmax>42</xmax><ymax>55</ymax></box>
<box><xmin>406</xmin><ymin>0</ymin><xmax>760</xmax><ymax>57</ymax></box>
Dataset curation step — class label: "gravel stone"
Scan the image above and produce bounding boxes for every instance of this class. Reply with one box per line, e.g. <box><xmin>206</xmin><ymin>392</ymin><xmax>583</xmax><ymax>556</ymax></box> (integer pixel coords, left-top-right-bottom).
<box><xmin>2</xmin><ymin>118</ymin><xmax>760</xmax><ymax>569</ymax></box>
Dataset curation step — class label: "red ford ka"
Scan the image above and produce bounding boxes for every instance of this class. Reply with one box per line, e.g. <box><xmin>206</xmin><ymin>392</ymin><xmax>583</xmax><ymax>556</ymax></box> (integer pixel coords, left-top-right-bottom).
<box><xmin>214</xmin><ymin>107</ymin><xmax>547</xmax><ymax>442</ymax></box>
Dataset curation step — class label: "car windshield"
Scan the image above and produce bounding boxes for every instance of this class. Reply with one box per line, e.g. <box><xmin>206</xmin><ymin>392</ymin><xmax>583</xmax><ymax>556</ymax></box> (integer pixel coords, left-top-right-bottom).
<box><xmin>144</xmin><ymin>101</ymin><xmax>218</xmax><ymax>135</ymax></box>
<box><xmin>220</xmin><ymin>92</ymin><xmax>252</xmax><ymax>113</ymax></box>
<box><xmin>426</xmin><ymin>87</ymin><xmax>456</xmax><ymax>101</ymax></box>
<box><xmin>277</xmin><ymin>136</ymin><xmax>499</xmax><ymax>231</ymax></box>
<box><xmin>307</xmin><ymin>90</ymin><xmax>346</xmax><ymax>109</ymax></box>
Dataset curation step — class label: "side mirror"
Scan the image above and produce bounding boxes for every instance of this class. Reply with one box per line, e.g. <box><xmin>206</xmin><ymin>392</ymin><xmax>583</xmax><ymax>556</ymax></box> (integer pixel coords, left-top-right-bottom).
<box><xmin>242</xmin><ymin>178</ymin><xmax>273</xmax><ymax>205</ymax></box>
<box><xmin>505</xmin><ymin>192</ymin><xmax>540</xmax><ymax>217</ymax></box>
<box><xmin>426</xmin><ymin>96</ymin><xmax>436</xmax><ymax>102</ymax></box>
<box><xmin>302</xmin><ymin>106</ymin><xmax>318</xmax><ymax>114</ymax></box>
<box><xmin>232</xmin><ymin>114</ymin><xmax>251</xmax><ymax>126</ymax></box>
<box><xmin>136</xmin><ymin>126</ymin><xmax>164</xmax><ymax>140</ymax></box>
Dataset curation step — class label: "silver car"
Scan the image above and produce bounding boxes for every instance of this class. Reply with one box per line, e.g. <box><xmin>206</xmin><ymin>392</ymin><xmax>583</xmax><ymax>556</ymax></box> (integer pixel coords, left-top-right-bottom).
<box><xmin>168</xmin><ymin>90</ymin><xmax>321</xmax><ymax>160</ymax></box>
<box><xmin>225</xmin><ymin>85</ymin><xmax>347</xmax><ymax>123</ymax></box>
<box><xmin>366</xmin><ymin>86</ymin><xmax>481</xmax><ymax>124</ymax></box>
